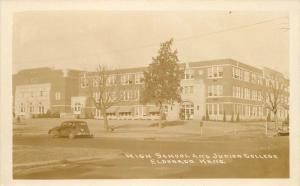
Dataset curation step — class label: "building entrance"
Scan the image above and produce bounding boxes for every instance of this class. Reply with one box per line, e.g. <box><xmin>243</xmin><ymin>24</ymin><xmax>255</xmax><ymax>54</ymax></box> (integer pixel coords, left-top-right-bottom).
<box><xmin>180</xmin><ymin>101</ymin><xmax>194</xmax><ymax>120</ymax></box>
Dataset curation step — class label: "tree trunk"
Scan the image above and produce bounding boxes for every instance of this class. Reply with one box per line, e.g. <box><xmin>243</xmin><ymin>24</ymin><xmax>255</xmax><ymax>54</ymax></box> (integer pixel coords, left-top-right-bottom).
<box><xmin>158</xmin><ymin>103</ymin><xmax>163</xmax><ymax>128</ymax></box>
<box><xmin>102</xmin><ymin>109</ymin><xmax>109</xmax><ymax>132</ymax></box>
<box><xmin>274</xmin><ymin>112</ymin><xmax>278</xmax><ymax>131</ymax></box>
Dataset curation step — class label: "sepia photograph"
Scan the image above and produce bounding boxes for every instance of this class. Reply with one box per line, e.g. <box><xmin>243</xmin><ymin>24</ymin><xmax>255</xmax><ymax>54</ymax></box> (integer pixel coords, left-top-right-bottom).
<box><xmin>1</xmin><ymin>1</ymin><xmax>300</xmax><ymax>186</ymax></box>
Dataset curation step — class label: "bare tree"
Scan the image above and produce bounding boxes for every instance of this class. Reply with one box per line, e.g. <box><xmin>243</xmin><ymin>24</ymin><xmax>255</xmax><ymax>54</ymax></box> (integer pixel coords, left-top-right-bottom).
<box><xmin>87</xmin><ymin>65</ymin><xmax>122</xmax><ymax>132</ymax></box>
<box><xmin>262</xmin><ymin>78</ymin><xmax>288</xmax><ymax>130</ymax></box>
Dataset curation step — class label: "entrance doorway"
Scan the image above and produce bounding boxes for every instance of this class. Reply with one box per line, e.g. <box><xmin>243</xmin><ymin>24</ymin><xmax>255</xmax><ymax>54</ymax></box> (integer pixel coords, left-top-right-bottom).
<box><xmin>180</xmin><ymin>101</ymin><xmax>194</xmax><ymax>120</ymax></box>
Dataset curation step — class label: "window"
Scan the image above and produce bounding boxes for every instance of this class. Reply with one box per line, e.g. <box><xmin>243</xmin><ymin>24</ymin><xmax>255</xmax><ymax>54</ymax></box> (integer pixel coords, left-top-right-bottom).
<box><xmin>236</xmin><ymin>87</ymin><xmax>240</xmax><ymax>98</ymax></box>
<box><xmin>240</xmin><ymin>70</ymin><xmax>244</xmax><ymax>81</ymax></box>
<box><xmin>80</xmin><ymin>77</ymin><xmax>89</xmax><ymax>88</ymax></box>
<box><xmin>218</xmin><ymin>85</ymin><xmax>223</xmax><ymax>96</ymax></box>
<box><xmin>184</xmin><ymin>86</ymin><xmax>194</xmax><ymax>94</ymax></box>
<box><xmin>257</xmin><ymin>76</ymin><xmax>262</xmax><ymax>85</ymax></box>
<box><xmin>206</xmin><ymin>104</ymin><xmax>223</xmax><ymax>116</ymax></box>
<box><xmin>20</xmin><ymin>103</ymin><xmax>25</xmax><ymax>113</ymax></box>
<box><xmin>93</xmin><ymin>79</ymin><xmax>98</xmax><ymax>87</ymax></box>
<box><xmin>55</xmin><ymin>92</ymin><xmax>61</xmax><ymax>100</ymax></box>
<box><xmin>128</xmin><ymin>90</ymin><xmax>139</xmax><ymax>100</ymax></box>
<box><xmin>213</xmin><ymin>104</ymin><xmax>218</xmax><ymax>115</ymax></box>
<box><xmin>219</xmin><ymin>104</ymin><xmax>223</xmax><ymax>115</ymax></box>
<box><xmin>38</xmin><ymin>103</ymin><xmax>44</xmax><ymax>114</ymax></box>
<box><xmin>213</xmin><ymin>66</ymin><xmax>218</xmax><ymax>77</ymax></box>
<box><xmin>245</xmin><ymin>88</ymin><xmax>251</xmax><ymax>100</ymax></box>
<box><xmin>233</xmin><ymin>86</ymin><xmax>236</xmax><ymax>97</ymax></box>
<box><xmin>184</xmin><ymin>69</ymin><xmax>194</xmax><ymax>79</ymax></box>
<box><xmin>240</xmin><ymin>87</ymin><xmax>244</xmax><ymax>99</ymax></box>
<box><xmin>208</xmin><ymin>85</ymin><xmax>223</xmax><ymax>97</ymax></box>
<box><xmin>257</xmin><ymin>91</ymin><xmax>262</xmax><ymax>101</ymax></box>
<box><xmin>208</xmin><ymin>66</ymin><xmax>223</xmax><ymax>78</ymax></box>
<box><xmin>208</xmin><ymin>104</ymin><xmax>212</xmax><ymax>115</ymax></box>
<box><xmin>208</xmin><ymin>68</ymin><xmax>213</xmax><ymax>78</ymax></box>
<box><xmin>213</xmin><ymin>85</ymin><xmax>218</xmax><ymax>96</ymax></box>
<box><xmin>251</xmin><ymin>73</ymin><xmax>257</xmax><ymax>84</ymax></box>
<box><xmin>252</xmin><ymin>106</ymin><xmax>257</xmax><ymax>116</ymax></box>
<box><xmin>121</xmin><ymin>90</ymin><xmax>131</xmax><ymax>101</ymax></box>
<box><xmin>129</xmin><ymin>74</ymin><xmax>135</xmax><ymax>84</ymax></box>
<box><xmin>135</xmin><ymin>73</ymin><xmax>144</xmax><ymax>84</ymax></box>
<box><xmin>74</xmin><ymin>103</ymin><xmax>81</xmax><ymax>112</ymax></box>
<box><xmin>29</xmin><ymin>103</ymin><xmax>34</xmax><ymax>113</ymax></box>
<box><xmin>233</xmin><ymin>67</ymin><xmax>240</xmax><ymax>79</ymax></box>
<box><xmin>107</xmin><ymin>75</ymin><xmax>117</xmax><ymax>86</ymax></box>
<box><xmin>121</xmin><ymin>74</ymin><xmax>130</xmax><ymax>85</ymax></box>
<box><xmin>244</xmin><ymin>71</ymin><xmax>250</xmax><ymax>82</ymax></box>
<box><xmin>218</xmin><ymin>66</ymin><xmax>224</xmax><ymax>77</ymax></box>
<box><xmin>208</xmin><ymin>86</ymin><xmax>212</xmax><ymax>96</ymax></box>
<box><xmin>190</xmin><ymin>86</ymin><xmax>194</xmax><ymax>94</ymax></box>
<box><xmin>93</xmin><ymin>92</ymin><xmax>100</xmax><ymax>101</ymax></box>
<box><xmin>252</xmin><ymin>90</ymin><xmax>257</xmax><ymax>100</ymax></box>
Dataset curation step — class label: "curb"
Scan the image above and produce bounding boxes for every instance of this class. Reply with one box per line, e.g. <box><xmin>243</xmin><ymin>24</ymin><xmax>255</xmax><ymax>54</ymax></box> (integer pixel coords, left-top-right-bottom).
<box><xmin>14</xmin><ymin>153</ymin><xmax>122</xmax><ymax>170</ymax></box>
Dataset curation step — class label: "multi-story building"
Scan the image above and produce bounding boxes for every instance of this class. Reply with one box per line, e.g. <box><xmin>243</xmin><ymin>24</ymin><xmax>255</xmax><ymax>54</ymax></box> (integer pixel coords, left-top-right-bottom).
<box><xmin>13</xmin><ymin>67</ymin><xmax>81</xmax><ymax>118</ymax></box>
<box><xmin>12</xmin><ymin>59</ymin><xmax>289</xmax><ymax>121</ymax></box>
<box><xmin>74</xmin><ymin>58</ymin><xmax>289</xmax><ymax>121</ymax></box>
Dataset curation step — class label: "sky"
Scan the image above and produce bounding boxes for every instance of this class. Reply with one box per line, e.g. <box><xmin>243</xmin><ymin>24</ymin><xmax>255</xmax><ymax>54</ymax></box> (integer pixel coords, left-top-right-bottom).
<box><xmin>12</xmin><ymin>11</ymin><xmax>289</xmax><ymax>75</ymax></box>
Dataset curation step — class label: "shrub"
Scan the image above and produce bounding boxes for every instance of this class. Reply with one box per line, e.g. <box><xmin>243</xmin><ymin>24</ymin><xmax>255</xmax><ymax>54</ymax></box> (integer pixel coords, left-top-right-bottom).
<box><xmin>46</xmin><ymin>109</ymin><xmax>52</xmax><ymax>118</ymax></box>
<box><xmin>162</xmin><ymin>113</ymin><xmax>167</xmax><ymax>120</ymax></box>
<box><xmin>283</xmin><ymin>114</ymin><xmax>289</xmax><ymax>125</ymax></box>
<box><xmin>179</xmin><ymin>112</ymin><xmax>184</xmax><ymax>120</ymax></box>
<box><xmin>52</xmin><ymin>111</ymin><xmax>60</xmax><ymax>118</ymax></box>
<box><xmin>17</xmin><ymin>116</ymin><xmax>21</xmax><ymax>123</ymax></box>
<box><xmin>223</xmin><ymin>111</ymin><xmax>226</xmax><ymax>122</ymax></box>
<box><xmin>236</xmin><ymin>113</ymin><xmax>240</xmax><ymax>122</ymax></box>
<box><xmin>205</xmin><ymin>110</ymin><xmax>210</xmax><ymax>121</ymax></box>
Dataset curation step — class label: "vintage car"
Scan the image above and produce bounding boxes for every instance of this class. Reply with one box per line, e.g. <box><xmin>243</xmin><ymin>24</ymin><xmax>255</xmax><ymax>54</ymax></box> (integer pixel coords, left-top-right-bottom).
<box><xmin>48</xmin><ymin>120</ymin><xmax>93</xmax><ymax>139</ymax></box>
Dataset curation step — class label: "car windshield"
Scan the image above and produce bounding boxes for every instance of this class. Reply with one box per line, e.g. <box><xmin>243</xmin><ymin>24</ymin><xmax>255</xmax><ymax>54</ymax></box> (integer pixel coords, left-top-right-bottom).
<box><xmin>61</xmin><ymin>121</ymin><xmax>87</xmax><ymax>127</ymax></box>
<box><xmin>77</xmin><ymin>122</ymin><xmax>87</xmax><ymax>126</ymax></box>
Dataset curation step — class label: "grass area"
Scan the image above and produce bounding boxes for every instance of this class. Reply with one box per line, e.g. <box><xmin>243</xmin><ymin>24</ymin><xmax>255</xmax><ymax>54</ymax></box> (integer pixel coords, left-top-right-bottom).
<box><xmin>13</xmin><ymin>118</ymin><xmax>279</xmax><ymax>139</ymax></box>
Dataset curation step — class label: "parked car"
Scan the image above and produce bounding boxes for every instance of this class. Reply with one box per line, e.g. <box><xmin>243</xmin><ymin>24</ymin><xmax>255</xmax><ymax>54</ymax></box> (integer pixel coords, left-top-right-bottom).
<box><xmin>48</xmin><ymin>120</ymin><xmax>94</xmax><ymax>139</ymax></box>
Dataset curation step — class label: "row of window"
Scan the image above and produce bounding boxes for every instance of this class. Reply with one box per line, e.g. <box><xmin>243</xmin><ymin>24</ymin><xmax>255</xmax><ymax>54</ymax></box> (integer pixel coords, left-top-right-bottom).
<box><xmin>232</xmin><ymin>66</ymin><xmax>263</xmax><ymax>85</ymax></box>
<box><xmin>208</xmin><ymin>85</ymin><xmax>223</xmax><ymax>97</ymax></box>
<box><xmin>233</xmin><ymin>104</ymin><xmax>264</xmax><ymax>117</ymax></box>
<box><xmin>81</xmin><ymin>73</ymin><xmax>145</xmax><ymax>88</ymax></box>
<box><xmin>206</xmin><ymin>103</ymin><xmax>268</xmax><ymax>117</ymax></box>
<box><xmin>182</xmin><ymin>86</ymin><xmax>194</xmax><ymax>94</ymax></box>
<box><xmin>208</xmin><ymin>66</ymin><xmax>224</xmax><ymax>79</ymax></box>
<box><xmin>92</xmin><ymin>89</ymin><xmax>140</xmax><ymax>102</ymax></box>
<box><xmin>206</xmin><ymin>103</ymin><xmax>224</xmax><ymax>115</ymax></box>
<box><xmin>232</xmin><ymin>86</ymin><xmax>262</xmax><ymax>101</ymax></box>
<box><xmin>19</xmin><ymin>103</ymin><xmax>45</xmax><ymax>113</ymax></box>
<box><xmin>17</xmin><ymin>90</ymin><xmax>48</xmax><ymax>98</ymax></box>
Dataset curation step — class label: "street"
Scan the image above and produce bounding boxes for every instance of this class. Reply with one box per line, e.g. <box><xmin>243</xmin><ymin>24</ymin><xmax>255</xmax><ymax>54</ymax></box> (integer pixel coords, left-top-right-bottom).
<box><xmin>13</xmin><ymin>134</ymin><xmax>289</xmax><ymax>179</ymax></box>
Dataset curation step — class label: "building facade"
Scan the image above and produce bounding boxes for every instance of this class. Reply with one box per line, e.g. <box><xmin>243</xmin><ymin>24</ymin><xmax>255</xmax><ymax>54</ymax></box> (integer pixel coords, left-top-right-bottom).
<box><xmin>13</xmin><ymin>59</ymin><xmax>289</xmax><ymax>121</ymax></box>
<box><xmin>73</xmin><ymin>59</ymin><xmax>289</xmax><ymax>121</ymax></box>
<box><xmin>13</xmin><ymin>67</ymin><xmax>81</xmax><ymax>118</ymax></box>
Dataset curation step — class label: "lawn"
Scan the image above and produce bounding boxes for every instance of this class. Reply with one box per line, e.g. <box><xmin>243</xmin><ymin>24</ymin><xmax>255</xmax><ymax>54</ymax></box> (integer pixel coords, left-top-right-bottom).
<box><xmin>13</xmin><ymin>118</ymin><xmax>278</xmax><ymax>139</ymax></box>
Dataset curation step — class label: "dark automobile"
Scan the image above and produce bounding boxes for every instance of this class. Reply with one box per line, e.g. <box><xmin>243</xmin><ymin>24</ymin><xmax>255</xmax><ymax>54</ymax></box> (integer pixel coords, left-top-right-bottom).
<box><xmin>48</xmin><ymin>121</ymin><xmax>93</xmax><ymax>139</ymax></box>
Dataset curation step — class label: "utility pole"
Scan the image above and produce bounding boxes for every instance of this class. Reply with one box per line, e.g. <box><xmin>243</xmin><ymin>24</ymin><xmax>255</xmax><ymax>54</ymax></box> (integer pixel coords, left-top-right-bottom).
<box><xmin>265</xmin><ymin>117</ymin><xmax>268</xmax><ymax>136</ymax></box>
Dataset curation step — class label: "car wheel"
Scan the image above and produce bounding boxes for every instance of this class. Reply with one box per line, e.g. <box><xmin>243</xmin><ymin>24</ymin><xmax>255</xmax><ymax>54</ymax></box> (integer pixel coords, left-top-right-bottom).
<box><xmin>50</xmin><ymin>130</ymin><xmax>59</xmax><ymax>138</ymax></box>
<box><xmin>68</xmin><ymin>133</ymin><xmax>75</xmax><ymax>139</ymax></box>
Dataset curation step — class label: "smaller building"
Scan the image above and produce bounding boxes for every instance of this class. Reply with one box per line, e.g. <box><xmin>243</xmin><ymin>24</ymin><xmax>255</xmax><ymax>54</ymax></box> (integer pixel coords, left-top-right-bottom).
<box><xmin>13</xmin><ymin>67</ymin><xmax>81</xmax><ymax>118</ymax></box>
